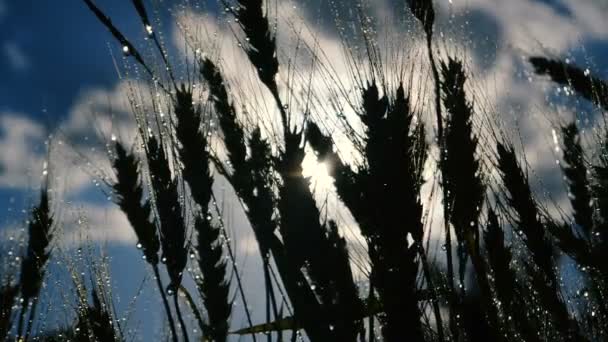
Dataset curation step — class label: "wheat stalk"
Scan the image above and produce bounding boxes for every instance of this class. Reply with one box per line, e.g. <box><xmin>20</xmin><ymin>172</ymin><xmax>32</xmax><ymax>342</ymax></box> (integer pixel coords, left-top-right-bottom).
<box><xmin>530</xmin><ymin>57</ymin><xmax>608</xmax><ymax>111</ymax></box>
<box><xmin>17</xmin><ymin>179</ymin><xmax>54</xmax><ymax>341</ymax></box>
<box><xmin>112</xmin><ymin>141</ymin><xmax>178</xmax><ymax>342</ymax></box>
<box><xmin>173</xmin><ymin>85</ymin><xmax>234</xmax><ymax>341</ymax></box>
<box><xmin>497</xmin><ymin>142</ymin><xmax>585</xmax><ymax>341</ymax></box>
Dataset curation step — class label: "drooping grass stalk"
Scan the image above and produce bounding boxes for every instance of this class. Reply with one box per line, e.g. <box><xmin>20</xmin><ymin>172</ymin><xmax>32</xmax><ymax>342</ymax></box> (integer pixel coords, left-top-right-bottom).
<box><xmin>317</xmin><ymin>220</ymin><xmax>365</xmax><ymax>339</ymax></box>
<box><xmin>440</xmin><ymin>58</ymin><xmax>484</xmax><ymax>285</ymax></box>
<box><xmin>17</xmin><ymin>178</ymin><xmax>54</xmax><ymax>341</ymax></box>
<box><xmin>440</xmin><ymin>58</ymin><xmax>503</xmax><ymax>338</ymax></box>
<box><xmin>529</xmin><ymin>57</ymin><xmax>608</xmax><ymax>317</ymax></box>
<box><xmin>230</xmin><ymin>0</ymin><xmax>327</xmax><ymax>284</ymax></box>
<box><xmin>529</xmin><ymin>57</ymin><xmax>608</xmax><ymax>111</ymax></box>
<box><xmin>275</xmin><ymin>128</ymin><xmax>362</xmax><ymax>340</ymax></box>
<box><xmin>561</xmin><ymin>123</ymin><xmax>594</xmax><ymax>235</ymax></box>
<box><xmin>592</xmin><ymin>136</ymin><xmax>608</xmax><ymax>241</ymax></box>
<box><xmin>144</xmin><ymin>135</ymin><xmax>189</xmax><ymax>342</ymax></box>
<box><xmin>484</xmin><ymin>209</ymin><xmax>540</xmax><ymax>342</ymax></box>
<box><xmin>406</xmin><ymin>0</ymin><xmax>442</xmax><ymax>139</ymax></box>
<box><xmin>228</xmin><ymin>1</ymin><xmax>364</xmax><ymax>339</ymax></box>
<box><xmin>145</xmin><ymin>135</ymin><xmax>188</xmax><ymax>289</ymax></box>
<box><xmin>172</xmin><ymin>85</ymin><xmax>233</xmax><ymax>342</ymax></box>
<box><xmin>81</xmin><ymin>0</ymin><xmax>164</xmax><ymax>92</ymax></box>
<box><xmin>210</xmin><ymin>194</ymin><xmax>263</xmax><ymax>342</ymax></box>
<box><xmin>192</xmin><ymin>216</ymin><xmax>231</xmax><ymax>342</ymax></box>
<box><xmin>199</xmin><ymin>58</ymin><xmax>280</xmax><ymax>329</ymax></box>
<box><xmin>240</xmin><ymin>129</ymin><xmax>283</xmax><ymax>329</ymax></box>
<box><xmin>589</xmin><ymin>131</ymin><xmax>608</xmax><ymax>281</ymax></box>
<box><xmin>231</xmin><ymin>0</ymin><xmax>302</xmax><ymax>256</ymax></box>
<box><xmin>308</xmin><ymin>82</ymin><xmax>429</xmax><ymax>341</ymax></box>
<box><xmin>550</xmin><ymin>222</ymin><xmax>608</xmax><ymax>327</ymax></box>
<box><xmin>496</xmin><ymin>142</ymin><xmax>584</xmax><ymax>341</ymax></box>
<box><xmin>62</xmin><ymin>234</ymin><xmax>126</xmax><ymax>342</ymax></box>
<box><xmin>405</xmin><ymin>3</ymin><xmax>463</xmax><ymax>335</ymax></box>
<box><xmin>86</xmin><ymin>0</ymin><xmax>234</xmax><ymax>337</ymax></box>
<box><xmin>173</xmin><ymin>85</ymin><xmax>214</xmax><ymax>211</ymax></box>
<box><xmin>231</xmin><ymin>0</ymin><xmax>281</xmax><ymax>107</ymax></box>
<box><xmin>113</xmin><ymin>143</ymin><xmax>162</xmax><ymax>265</ymax></box>
<box><xmin>358</xmin><ymin>82</ymin><xmax>425</xmax><ymax>341</ymax></box>
<box><xmin>74</xmin><ymin>288</ymin><xmax>119</xmax><ymax>342</ymax></box>
<box><xmin>112</xmin><ymin>141</ymin><xmax>178</xmax><ymax>342</ymax></box>
<box><xmin>496</xmin><ymin>143</ymin><xmax>554</xmax><ymax>276</ymax></box>
<box><xmin>528</xmin><ymin>56</ymin><xmax>608</xmax><ymax>268</ymax></box>
<box><xmin>129</xmin><ymin>0</ymin><xmax>177</xmax><ymax>88</ymax></box>
<box><xmin>550</xmin><ymin>124</ymin><xmax>608</xmax><ymax>317</ymax></box>
<box><xmin>528</xmin><ymin>57</ymin><xmax>608</xmax><ymax>270</ymax></box>
<box><xmin>199</xmin><ymin>57</ymin><xmax>331</xmax><ymax>340</ymax></box>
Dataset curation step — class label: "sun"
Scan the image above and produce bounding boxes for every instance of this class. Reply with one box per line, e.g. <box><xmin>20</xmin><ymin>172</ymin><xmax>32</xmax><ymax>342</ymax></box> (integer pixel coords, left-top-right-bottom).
<box><xmin>302</xmin><ymin>151</ymin><xmax>334</xmax><ymax>191</ymax></box>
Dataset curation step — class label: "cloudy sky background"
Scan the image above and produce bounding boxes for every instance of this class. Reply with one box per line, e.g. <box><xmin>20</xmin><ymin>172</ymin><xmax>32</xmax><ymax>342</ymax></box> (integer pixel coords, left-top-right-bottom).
<box><xmin>1</xmin><ymin>0</ymin><xmax>607</xmax><ymax>340</ymax></box>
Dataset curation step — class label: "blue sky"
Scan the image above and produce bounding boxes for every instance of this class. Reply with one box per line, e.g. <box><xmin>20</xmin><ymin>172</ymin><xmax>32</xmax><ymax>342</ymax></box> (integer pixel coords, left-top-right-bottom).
<box><xmin>1</xmin><ymin>0</ymin><xmax>608</xmax><ymax>340</ymax></box>
<box><xmin>0</xmin><ymin>0</ymin><xmax>130</xmax><ymax>121</ymax></box>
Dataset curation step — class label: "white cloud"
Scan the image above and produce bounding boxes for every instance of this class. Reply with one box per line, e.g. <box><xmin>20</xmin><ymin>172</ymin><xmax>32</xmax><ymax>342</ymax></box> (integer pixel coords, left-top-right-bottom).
<box><xmin>1</xmin><ymin>0</ymin><xmax>605</xmax><ymax>266</ymax></box>
<box><xmin>0</xmin><ymin>79</ymin><xmax>146</xmax><ymax>246</ymax></box>
<box><xmin>169</xmin><ymin>1</ymin><xmax>608</xmax><ymax>265</ymax></box>
<box><xmin>58</xmin><ymin>204</ymin><xmax>137</xmax><ymax>247</ymax></box>
<box><xmin>0</xmin><ymin>113</ymin><xmax>47</xmax><ymax>188</ymax></box>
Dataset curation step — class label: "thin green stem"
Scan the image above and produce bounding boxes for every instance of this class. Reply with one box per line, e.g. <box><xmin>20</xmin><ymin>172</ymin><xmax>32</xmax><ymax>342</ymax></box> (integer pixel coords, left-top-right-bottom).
<box><xmin>211</xmin><ymin>192</ymin><xmax>257</xmax><ymax>342</ymax></box>
<box><xmin>173</xmin><ymin>293</ymin><xmax>190</xmax><ymax>342</ymax></box>
<box><xmin>16</xmin><ymin>301</ymin><xmax>27</xmax><ymax>339</ymax></box>
<box><xmin>153</xmin><ymin>265</ymin><xmax>178</xmax><ymax>342</ymax></box>
<box><xmin>418</xmin><ymin>244</ymin><xmax>445</xmax><ymax>342</ymax></box>
<box><xmin>23</xmin><ymin>298</ymin><xmax>38</xmax><ymax>341</ymax></box>
<box><xmin>178</xmin><ymin>285</ymin><xmax>206</xmax><ymax>334</ymax></box>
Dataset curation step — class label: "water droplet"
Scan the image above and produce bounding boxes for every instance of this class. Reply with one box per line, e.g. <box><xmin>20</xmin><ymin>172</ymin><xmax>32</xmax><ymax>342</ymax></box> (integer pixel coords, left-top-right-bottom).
<box><xmin>145</xmin><ymin>25</ymin><xmax>153</xmax><ymax>36</ymax></box>
<box><xmin>122</xmin><ymin>45</ymin><xmax>130</xmax><ymax>55</ymax></box>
